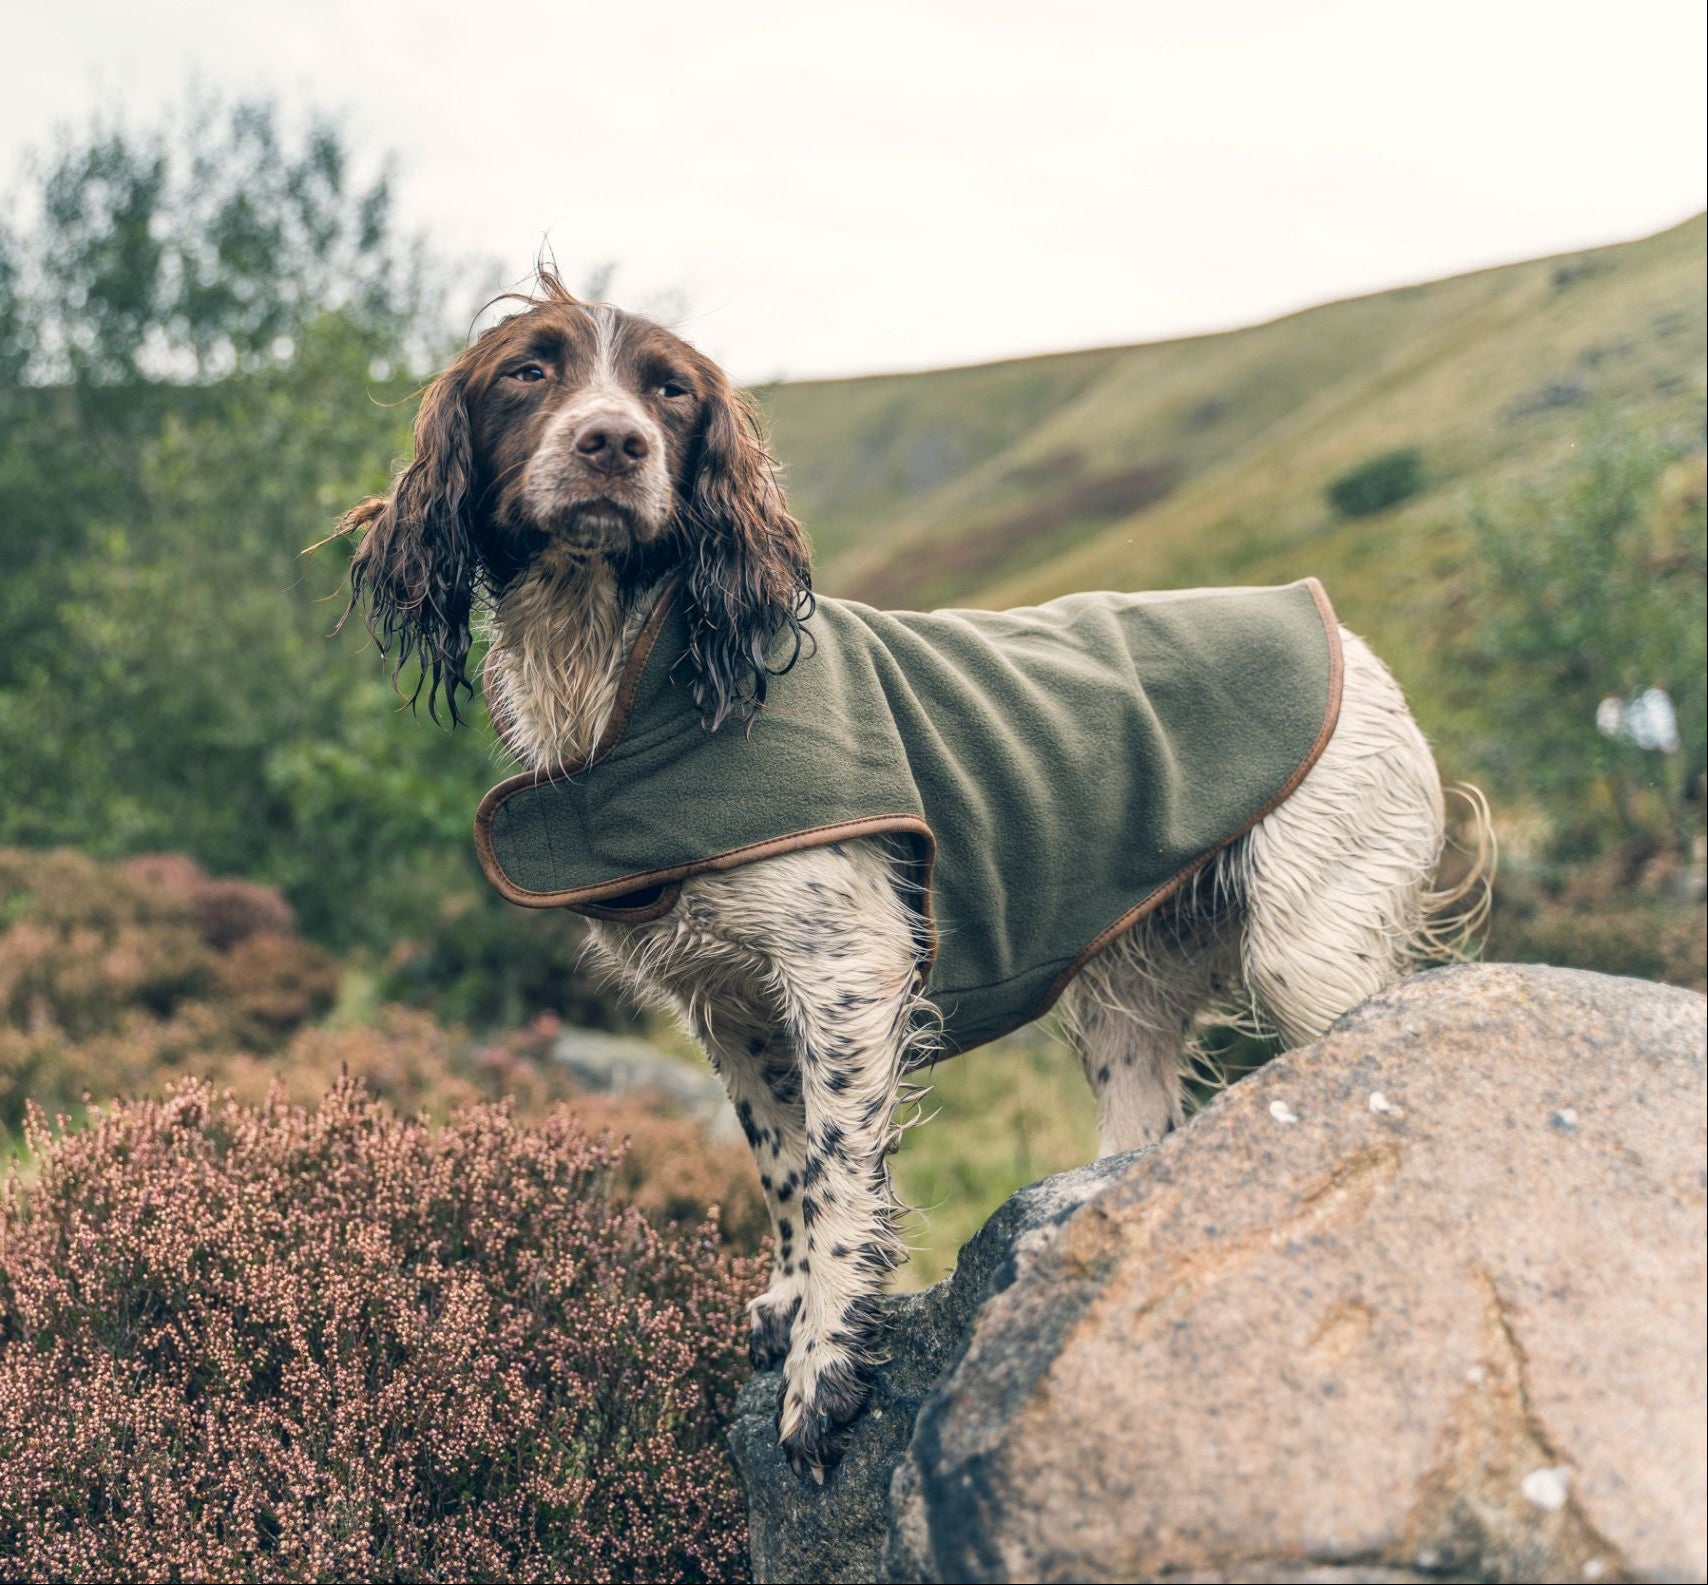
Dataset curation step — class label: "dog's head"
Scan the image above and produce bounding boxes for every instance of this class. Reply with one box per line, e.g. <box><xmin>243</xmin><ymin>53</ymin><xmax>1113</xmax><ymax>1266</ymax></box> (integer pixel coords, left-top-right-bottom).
<box><xmin>341</xmin><ymin>274</ymin><xmax>811</xmax><ymax>730</ymax></box>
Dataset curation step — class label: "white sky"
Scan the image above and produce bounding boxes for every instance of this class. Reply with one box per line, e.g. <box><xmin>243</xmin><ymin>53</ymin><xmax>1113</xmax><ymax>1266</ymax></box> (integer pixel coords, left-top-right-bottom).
<box><xmin>6</xmin><ymin>0</ymin><xmax>1706</xmax><ymax>381</ymax></box>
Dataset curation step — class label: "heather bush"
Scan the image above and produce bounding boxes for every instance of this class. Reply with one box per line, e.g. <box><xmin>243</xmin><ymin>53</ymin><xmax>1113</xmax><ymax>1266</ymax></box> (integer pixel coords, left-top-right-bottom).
<box><xmin>0</xmin><ymin>850</ymin><xmax>770</xmax><ymax>1250</ymax></box>
<box><xmin>0</xmin><ymin>848</ymin><xmax>336</xmax><ymax>1049</ymax></box>
<box><xmin>0</xmin><ymin>1078</ymin><xmax>760</xmax><ymax>1582</ymax></box>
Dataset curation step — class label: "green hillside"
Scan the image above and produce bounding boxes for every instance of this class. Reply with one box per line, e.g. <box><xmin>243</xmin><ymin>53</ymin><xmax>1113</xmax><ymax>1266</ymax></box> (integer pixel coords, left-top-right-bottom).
<box><xmin>761</xmin><ymin>215</ymin><xmax>1706</xmax><ymax>768</ymax></box>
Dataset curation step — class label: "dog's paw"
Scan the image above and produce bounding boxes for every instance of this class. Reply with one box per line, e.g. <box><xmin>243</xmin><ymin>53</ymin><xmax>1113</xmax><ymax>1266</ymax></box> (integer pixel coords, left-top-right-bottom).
<box><xmin>776</xmin><ymin>1356</ymin><xmax>868</xmax><ymax>1479</ymax></box>
<box><xmin>746</xmin><ymin>1290</ymin><xmax>799</xmax><ymax>1370</ymax></box>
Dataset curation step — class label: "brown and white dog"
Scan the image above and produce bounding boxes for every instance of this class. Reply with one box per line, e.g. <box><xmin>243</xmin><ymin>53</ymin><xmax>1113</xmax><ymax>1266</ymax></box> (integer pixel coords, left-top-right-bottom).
<box><xmin>341</xmin><ymin>275</ymin><xmax>1471</xmax><ymax>1475</ymax></box>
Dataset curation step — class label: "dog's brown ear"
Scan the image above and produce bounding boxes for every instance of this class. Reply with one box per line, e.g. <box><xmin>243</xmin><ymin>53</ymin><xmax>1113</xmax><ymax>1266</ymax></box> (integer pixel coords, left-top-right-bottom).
<box><xmin>339</xmin><ymin>366</ymin><xmax>479</xmax><ymax>726</ymax></box>
<box><xmin>681</xmin><ymin>369</ymin><xmax>813</xmax><ymax>733</ymax></box>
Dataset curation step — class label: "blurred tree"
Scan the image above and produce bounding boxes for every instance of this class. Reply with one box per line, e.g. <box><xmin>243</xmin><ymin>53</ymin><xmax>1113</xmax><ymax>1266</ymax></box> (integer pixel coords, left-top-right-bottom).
<box><xmin>19</xmin><ymin>97</ymin><xmax>432</xmax><ymax>384</ymax></box>
<box><xmin>0</xmin><ymin>98</ymin><xmax>617</xmax><ymax>1027</ymax></box>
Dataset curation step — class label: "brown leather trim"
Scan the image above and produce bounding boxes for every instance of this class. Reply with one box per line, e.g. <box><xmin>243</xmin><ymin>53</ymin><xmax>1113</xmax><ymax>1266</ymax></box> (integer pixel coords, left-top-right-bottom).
<box><xmin>1014</xmin><ymin>575</ymin><xmax>1346</xmax><ymax>1037</ymax></box>
<box><xmin>477</xmin><ymin>801</ymin><xmax>937</xmax><ymax>927</ymax></box>
<box><xmin>588</xmin><ymin>582</ymin><xmax>679</xmax><ymax>766</ymax></box>
<box><xmin>572</xmin><ymin>881</ymin><xmax>685</xmax><ymax>923</ymax></box>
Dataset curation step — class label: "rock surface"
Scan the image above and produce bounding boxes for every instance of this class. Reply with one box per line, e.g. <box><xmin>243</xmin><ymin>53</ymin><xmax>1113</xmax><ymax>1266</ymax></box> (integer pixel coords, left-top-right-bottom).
<box><xmin>731</xmin><ymin>965</ymin><xmax>1708</xmax><ymax>1584</ymax></box>
<box><xmin>727</xmin><ymin>1151</ymin><xmax>1145</xmax><ymax>1583</ymax></box>
<box><xmin>551</xmin><ymin>1027</ymin><xmax>741</xmax><ymax>1141</ymax></box>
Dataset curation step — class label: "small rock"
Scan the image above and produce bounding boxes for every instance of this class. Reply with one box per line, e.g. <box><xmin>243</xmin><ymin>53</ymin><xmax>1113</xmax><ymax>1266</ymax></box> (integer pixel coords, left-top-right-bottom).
<box><xmin>1521</xmin><ymin>1465</ymin><xmax>1573</xmax><ymax>1511</ymax></box>
<box><xmin>1268</xmin><ymin>1099</ymin><xmax>1299</xmax><ymax>1125</ymax></box>
<box><xmin>1551</xmin><ymin>1107</ymin><xmax>1579</xmax><ymax>1132</ymax></box>
<box><xmin>1368</xmin><ymin>1091</ymin><xmax>1399</xmax><ymax>1114</ymax></box>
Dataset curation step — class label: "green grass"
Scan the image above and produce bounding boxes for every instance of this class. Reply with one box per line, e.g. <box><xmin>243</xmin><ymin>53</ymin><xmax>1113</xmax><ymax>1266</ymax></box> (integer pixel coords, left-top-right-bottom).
<box><xmin>890</xmin><ymin>1031</ymin><xmax>1097</xmax><ymax>1290</ymax></box>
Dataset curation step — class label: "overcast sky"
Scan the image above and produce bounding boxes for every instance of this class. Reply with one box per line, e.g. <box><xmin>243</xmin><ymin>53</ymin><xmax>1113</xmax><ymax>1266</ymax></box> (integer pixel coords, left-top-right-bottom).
<box><xmin>6</xmin><ymin>0</ymin><xmax>1705</xmax><ymax>381</ymax></box>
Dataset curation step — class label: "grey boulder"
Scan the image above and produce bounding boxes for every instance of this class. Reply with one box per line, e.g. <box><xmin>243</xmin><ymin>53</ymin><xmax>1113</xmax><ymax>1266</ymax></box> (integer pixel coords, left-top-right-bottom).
<box><xmin>733</xmin><ymin>964</ymin><xmax>1708</xmax><ymax>1585</ymax></box>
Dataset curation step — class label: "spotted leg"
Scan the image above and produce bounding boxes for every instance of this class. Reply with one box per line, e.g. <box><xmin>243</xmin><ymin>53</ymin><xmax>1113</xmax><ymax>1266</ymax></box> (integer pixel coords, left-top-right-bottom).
<box><xmin>693</xmin><ymin>1008</ymin><xmax>811</xmax><ymax>1368</ymax></box>
<box><xmin>588</xmin><ymin>842</ymin><xmax>927</xmax><ymax>1477</ymax></box>
<box><xmin>1058</xmin><ymin>906</ymin><xmax>1240</xmax><ymax>1156</ymax></box>
<box><xmin>768</xmin><ymin>921</ymin><xmax>922</xmax><ymax>1474</ymax></box>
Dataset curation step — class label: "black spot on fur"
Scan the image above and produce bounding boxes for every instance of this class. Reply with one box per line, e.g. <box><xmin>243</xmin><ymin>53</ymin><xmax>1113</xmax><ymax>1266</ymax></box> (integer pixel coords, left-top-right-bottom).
<box><xmin>812</xmin><ymin>1355</ymin><xmax>870</xmax><ymax>1424</ymax></box>
<box><xmin>748</xmin><ymin>1294</ymin><xmax>799</xmax><ymax>1368</ymax></box>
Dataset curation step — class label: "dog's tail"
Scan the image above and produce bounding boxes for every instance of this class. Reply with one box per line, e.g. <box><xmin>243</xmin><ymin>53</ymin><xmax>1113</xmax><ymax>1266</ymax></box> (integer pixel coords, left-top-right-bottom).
<box><xmin>1406</xmin><ymin>781</ymin><xmax>1497</xmax><ymax>966</ymax></box>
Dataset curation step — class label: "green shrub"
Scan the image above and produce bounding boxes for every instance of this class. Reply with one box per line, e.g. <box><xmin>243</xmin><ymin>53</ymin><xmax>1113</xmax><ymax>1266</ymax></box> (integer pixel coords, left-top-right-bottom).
<box><xmin>0</xmin><ymin>1079</ymin><xmax>761</xmax><ymax>1582</ymax></box>
<box><xmin>1326</xmin><ymin>447</ymin><xmax>1425</xmax><ymax>518</ymax></box>
<box><xmin>1467</xmin><ymin>433</ymin><xmax>1706</xmax><ymax>859</ymax></box>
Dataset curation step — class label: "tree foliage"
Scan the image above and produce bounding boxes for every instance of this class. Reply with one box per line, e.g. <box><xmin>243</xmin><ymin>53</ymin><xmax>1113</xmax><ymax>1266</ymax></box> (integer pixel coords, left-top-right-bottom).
<box><xmin>0</xmin><ymin>99</ymin><xmax>608</xmax><ymax>1023</ymax></box>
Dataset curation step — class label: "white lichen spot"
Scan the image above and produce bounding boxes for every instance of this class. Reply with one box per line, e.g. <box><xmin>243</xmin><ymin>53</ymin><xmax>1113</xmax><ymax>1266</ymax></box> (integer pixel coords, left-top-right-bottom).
<box><xmin>1369</xmin><ymin>1091</ymin><xmax>1399</xmax><ymax>1115</ymax></box>
<box><xmin>1551</xmin><ymin>1107</ymin><xmax>1579</xmax><ymax>1132</ymax></box>
<box><xmin>1269</xmin><ymin>1100</ymin><xmax>1299</xmax><ymax>1125</ymax></box>
<box><xmin>1583</xmin><ymin>1558</ymin><xmax>1606</xmax><ymax>1581</ymax></box>
<box><xmin>1521</xmin><ymin>1465</ymin><xmax>1572</xmax><ymax>1511</ymax></box>
<box><xmin>1465</xmin><ymin>1364</ymin><xmax>1486</xmax><ymax>1386</ymax></box>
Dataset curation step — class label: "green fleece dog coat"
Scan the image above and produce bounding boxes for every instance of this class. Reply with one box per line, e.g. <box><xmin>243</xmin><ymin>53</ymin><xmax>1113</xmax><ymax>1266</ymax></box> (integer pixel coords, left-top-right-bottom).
<box><xmin>476</xmin><ymin>580</ymin><xmax>1343</xmax><ymax>1056</ymax></box>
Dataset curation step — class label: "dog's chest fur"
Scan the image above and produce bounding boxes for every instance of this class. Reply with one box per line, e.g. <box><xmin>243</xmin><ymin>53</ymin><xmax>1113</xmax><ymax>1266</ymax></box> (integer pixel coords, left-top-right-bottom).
<box><xmin>484</xmin><ymin>552</ymin><xmax>636</xmax><ymax>769</ymax></box>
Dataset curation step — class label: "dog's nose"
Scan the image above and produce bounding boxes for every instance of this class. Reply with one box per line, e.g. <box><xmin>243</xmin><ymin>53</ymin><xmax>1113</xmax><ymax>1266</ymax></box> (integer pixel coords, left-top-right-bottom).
<box><xmin>573</xmin><ymin>413</ymin><xmax>650</xmax><ymax>476</ymax></box>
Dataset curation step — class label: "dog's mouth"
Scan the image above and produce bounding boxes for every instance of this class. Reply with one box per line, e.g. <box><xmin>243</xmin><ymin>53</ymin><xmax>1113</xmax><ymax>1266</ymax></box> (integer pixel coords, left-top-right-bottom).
<box><xmin>546</xmin><ymin>498</ymin><xmax>650</xmax><ymax>552</ymax></box>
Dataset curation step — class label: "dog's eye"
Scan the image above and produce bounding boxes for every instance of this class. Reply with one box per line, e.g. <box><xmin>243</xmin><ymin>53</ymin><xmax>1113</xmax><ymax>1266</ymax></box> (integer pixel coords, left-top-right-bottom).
<box><xmin>657</xmin><ymin>379</ymin><xmax>689</xmax><ymax>399</ymax></box>
<box><xmin>509</xmin><ymin>364</ymin><xmax>547</xmax><ymax>384</ymax></box>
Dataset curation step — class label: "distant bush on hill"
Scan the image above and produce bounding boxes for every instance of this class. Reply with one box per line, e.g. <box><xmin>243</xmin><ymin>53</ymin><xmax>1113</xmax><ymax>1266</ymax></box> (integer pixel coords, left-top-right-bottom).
<box><xmin>0</xmin><ymin>1079</ymin><xmax>759</xmax><ymax>1582</ymax></box>
<box><xmin>1326</xmin><ymin>448</ymin><xmax>1426</xmax><ymax>518</ymax></box>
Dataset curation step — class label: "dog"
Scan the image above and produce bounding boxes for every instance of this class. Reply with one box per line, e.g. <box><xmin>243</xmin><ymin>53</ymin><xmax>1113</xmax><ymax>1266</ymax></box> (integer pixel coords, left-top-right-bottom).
<box><xmin>341</xmin><ymin>273</ymin><xmax>1476</xmax><ymax>1475</ymax></box>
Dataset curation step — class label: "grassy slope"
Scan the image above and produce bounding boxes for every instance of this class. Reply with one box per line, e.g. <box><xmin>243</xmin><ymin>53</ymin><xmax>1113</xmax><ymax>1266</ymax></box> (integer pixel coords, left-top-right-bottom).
<box><xmin>765</xmin><ymin>215</ymin><xmax>1704</xmax><ymax>752</ymax></box>
<box><xmin>758</xmin><ymin>215</ymin><xmax>1707</xmax><ymax>1287</ymax></box>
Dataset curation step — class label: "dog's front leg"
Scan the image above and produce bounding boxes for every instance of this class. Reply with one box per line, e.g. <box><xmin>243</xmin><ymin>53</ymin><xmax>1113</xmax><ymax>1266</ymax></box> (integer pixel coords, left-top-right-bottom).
<box><xmin>694</xmin><ymin>1011</ymin><xmax>812</xmax><ymax>1367</ymax></box>
<box><xmin>771</xmin><ymin>955</ymin><xmax>917</xmax><ymax>1477</ymax></box>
